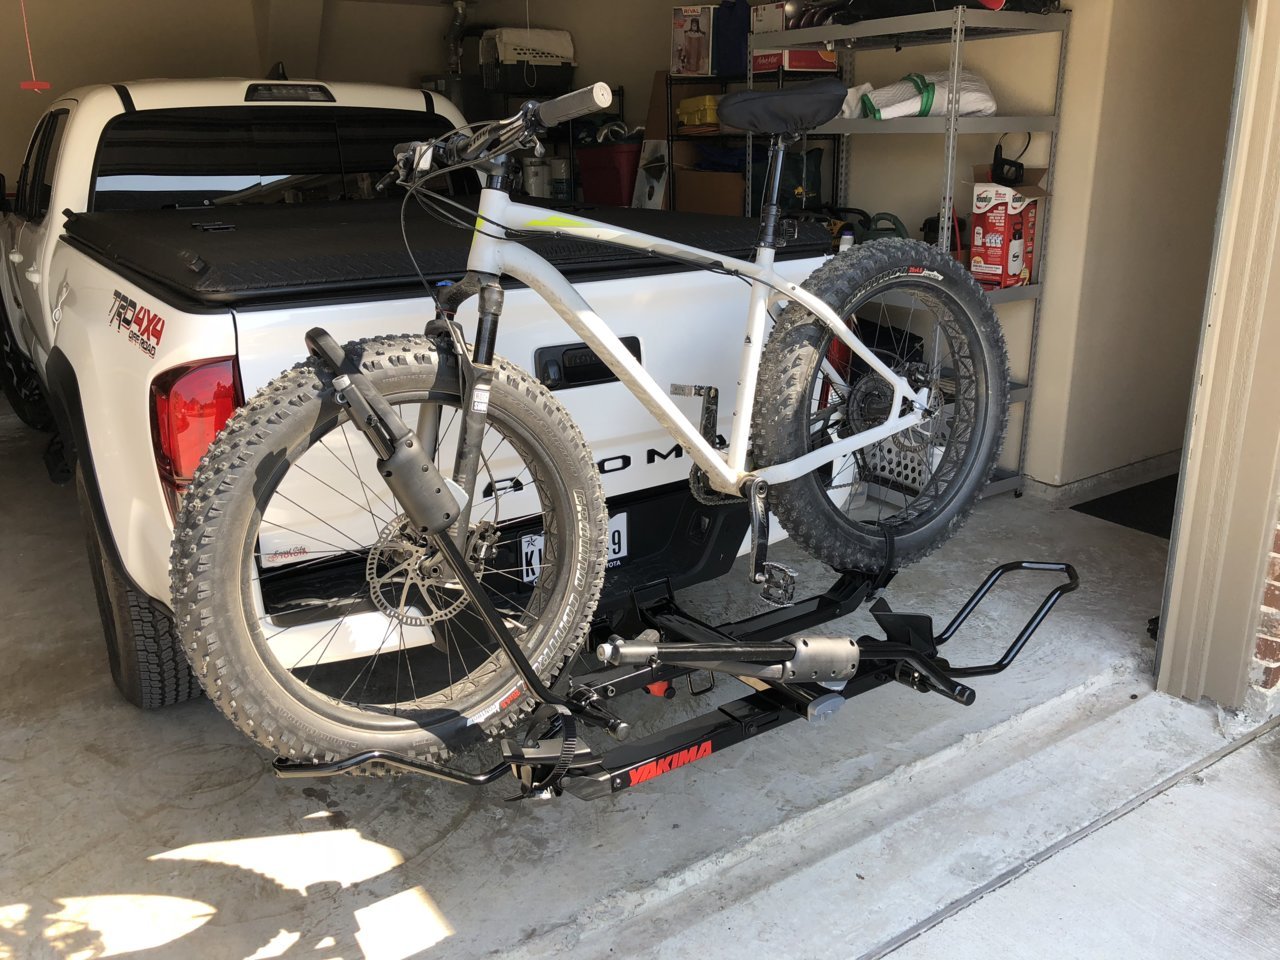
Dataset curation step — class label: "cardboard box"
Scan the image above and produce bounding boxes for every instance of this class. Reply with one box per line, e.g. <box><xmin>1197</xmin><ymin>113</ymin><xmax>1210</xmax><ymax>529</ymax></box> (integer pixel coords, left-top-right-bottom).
<box><xmin>674</xmin><ymin>169</ymin><xmax>745</xmax><ymax>216</ymax></box>
<box><xmin>750</xmin><ymin>2</ymin><xmax>838</xmax><ymax>73</ymax></box>
<box><xmin>672</xmin><ymin>6</ymin><xmax>716</xmax><ymax>77</ymax></box>
<box><xmin>968</xmin><ymin>165</ymin><xmax>1048</xmax><ymax>288</ymax></box>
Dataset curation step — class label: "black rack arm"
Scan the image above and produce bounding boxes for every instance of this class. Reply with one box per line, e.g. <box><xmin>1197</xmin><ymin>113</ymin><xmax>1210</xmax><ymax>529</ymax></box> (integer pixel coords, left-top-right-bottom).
<box><xmin>936</xmin><ymin>561</ymin><xmax>1079</xmax><ymax>677</ymax></box>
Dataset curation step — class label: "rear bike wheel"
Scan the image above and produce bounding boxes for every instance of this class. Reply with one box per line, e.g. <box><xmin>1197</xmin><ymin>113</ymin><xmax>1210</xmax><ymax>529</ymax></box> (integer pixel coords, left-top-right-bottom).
<box><xmin>171</xmin><ymin>335</ymin><xmax>608</xmax><ymax>764</ymax></box>
<box><xmin>753</xmin><ymin>238</ymin><xmax>1009</xmax><ymax>571</ymax></box>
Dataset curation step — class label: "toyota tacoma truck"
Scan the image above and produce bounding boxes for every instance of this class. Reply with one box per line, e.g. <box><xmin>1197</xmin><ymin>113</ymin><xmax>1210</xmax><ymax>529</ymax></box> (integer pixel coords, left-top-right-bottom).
<box><xmin>0</xmin><ymin>77</ymin><xmax>829</xmax><ymax>710</ymax></box>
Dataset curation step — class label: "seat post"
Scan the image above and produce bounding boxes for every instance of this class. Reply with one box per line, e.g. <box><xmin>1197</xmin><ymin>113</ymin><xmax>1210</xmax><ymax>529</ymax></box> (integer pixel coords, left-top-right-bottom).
<box><xmin>757</xmin><ymin>134</ymin><xmax>791</xmax><ymax>249</ymax></box>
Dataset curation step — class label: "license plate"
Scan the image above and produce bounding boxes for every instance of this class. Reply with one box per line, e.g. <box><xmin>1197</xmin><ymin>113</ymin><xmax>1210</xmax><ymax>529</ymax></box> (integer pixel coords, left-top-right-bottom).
<box><xmin>521</xmin><ymin>512</ymin><xmax>628</xmax><ymax>584</ymax></box>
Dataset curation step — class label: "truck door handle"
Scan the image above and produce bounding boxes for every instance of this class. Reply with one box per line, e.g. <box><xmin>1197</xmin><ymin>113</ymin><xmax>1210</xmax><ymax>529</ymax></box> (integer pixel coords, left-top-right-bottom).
<box><xmin>24</xmin><ymin>266</ymin><xmax>40</xmax><ymax>286</ymax></box>
<box><xmin>7</xmin><ymin>250</ymin><xmax>22</xmax><ymax>264</ymax></box>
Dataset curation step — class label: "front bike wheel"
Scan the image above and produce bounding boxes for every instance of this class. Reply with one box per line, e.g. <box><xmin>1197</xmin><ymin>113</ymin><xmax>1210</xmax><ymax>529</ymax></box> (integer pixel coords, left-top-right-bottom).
<box><xmin>753</xmin><ymin>239</ymin><xmax>1009</xmax><ymax>571</ymax></box>
<box><xmin>171</xmin><ymin>335</ymin><xmax>607</xmax><ymax>764</ymax></box>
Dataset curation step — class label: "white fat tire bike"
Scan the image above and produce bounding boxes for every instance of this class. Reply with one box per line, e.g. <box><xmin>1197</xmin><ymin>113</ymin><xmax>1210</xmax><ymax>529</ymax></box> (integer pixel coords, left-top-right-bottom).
<box><xmin>170</xmin><ymin>84</ymin><xmax>1008</xmax><ymax>765</ymax></box>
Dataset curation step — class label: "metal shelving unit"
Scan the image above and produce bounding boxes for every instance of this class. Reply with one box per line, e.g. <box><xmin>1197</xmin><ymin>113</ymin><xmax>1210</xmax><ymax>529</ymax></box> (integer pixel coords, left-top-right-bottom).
<box><xmin>749</xmin><ymin>6</ymin><xmax>1071</xmax><ymax>497</ymax></box>
<box><xmin>665</xmin><ymin>71</ymin><xmax>841</xmax><ymax>213</ymax></box>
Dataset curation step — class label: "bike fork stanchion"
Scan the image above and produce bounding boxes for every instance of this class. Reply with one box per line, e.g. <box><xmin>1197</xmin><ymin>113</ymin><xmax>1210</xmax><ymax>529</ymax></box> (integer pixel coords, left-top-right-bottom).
<box><xmin>449</xmin><ymin>277</ymin><xmax>503</xmax><ymax>539</ymax></box>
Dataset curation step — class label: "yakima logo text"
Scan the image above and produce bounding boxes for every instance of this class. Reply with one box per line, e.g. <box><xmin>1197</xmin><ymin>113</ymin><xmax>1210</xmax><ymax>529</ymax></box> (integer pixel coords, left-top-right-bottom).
<box><xmin>627</xmin><ymin>740</ymin><xmax>713</xmax><ymax>787</ymax></box>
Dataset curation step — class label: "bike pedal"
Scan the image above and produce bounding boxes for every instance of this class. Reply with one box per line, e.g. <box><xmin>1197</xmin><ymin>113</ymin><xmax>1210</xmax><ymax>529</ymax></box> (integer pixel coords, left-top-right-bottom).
<box><xmin>760</xmin><ymin>562</ymin><xmax>798</xmax><ymax>607</ymax></box>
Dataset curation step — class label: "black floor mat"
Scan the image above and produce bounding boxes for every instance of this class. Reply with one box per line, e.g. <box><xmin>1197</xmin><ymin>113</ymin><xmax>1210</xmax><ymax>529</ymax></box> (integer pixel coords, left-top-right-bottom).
<box><xmin>1070</xmin><ymin>474</ymin><xmax>1179</xmax><ymax>539</ymax></box>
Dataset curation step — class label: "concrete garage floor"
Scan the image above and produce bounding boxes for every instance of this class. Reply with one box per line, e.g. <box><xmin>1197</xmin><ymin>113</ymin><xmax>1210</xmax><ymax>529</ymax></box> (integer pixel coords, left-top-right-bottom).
<box><xmin>0</xmin><ymin>398</ymin><xmax>1273</xmax><ymax>960</ymax></box>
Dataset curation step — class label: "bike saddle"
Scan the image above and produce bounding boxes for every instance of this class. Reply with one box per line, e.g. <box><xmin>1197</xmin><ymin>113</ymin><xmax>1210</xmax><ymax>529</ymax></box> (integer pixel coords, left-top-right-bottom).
<box><xmin>718</xmin><ymin>77</ymin><xmax>848</xmax><ymax>135</ymax></box>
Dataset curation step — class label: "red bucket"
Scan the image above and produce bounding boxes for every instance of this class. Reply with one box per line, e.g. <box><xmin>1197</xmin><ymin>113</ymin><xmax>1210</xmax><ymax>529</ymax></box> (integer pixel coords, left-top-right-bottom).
<box><xmin>576</xmin><ymin>143</ymin><xmax>641</xmax><ymax>207</ymax></box>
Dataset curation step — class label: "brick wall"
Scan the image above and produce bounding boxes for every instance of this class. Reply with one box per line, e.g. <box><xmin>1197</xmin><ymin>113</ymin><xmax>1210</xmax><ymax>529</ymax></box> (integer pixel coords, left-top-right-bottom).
<box><xmin>1255</xmin><ymin>520</ymin><xmax>1280</xmax><ymax>693</ymax></box>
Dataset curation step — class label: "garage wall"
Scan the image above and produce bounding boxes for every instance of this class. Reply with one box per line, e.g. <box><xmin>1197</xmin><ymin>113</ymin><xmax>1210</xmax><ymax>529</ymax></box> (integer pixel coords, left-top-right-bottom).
<box><xmin>1</xmin><ymin>0</ymin><xmax>673</xmax><ymax>192</ymax></box>
<box><xmin>0</xmin><ymin>0</ymin><xmax>262</xmax><ymax>176</ymax></box>
<box><xmin>313</xmin><ymin>0</ymin><xmax>673</xmax><ymax>128</ymax></box>
<box><xmin>315</xmin><ymin>0</ymin><xmax>452</xmax><ymax>88</ymax></box>
<box><xmin>1047</xmin><ymin>0</ymin><xmax>1240</xmax><ymax>485</ymax></box>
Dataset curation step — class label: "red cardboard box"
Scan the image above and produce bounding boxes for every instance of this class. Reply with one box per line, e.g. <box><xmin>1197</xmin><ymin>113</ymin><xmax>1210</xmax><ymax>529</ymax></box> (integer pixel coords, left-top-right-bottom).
<box><xmin>968</xmin><ymin>165</ymin><xmax>1048</xmax><ymax>288</ymax></box>
<box><xmin>750</xmin><ymin>2</ymin><xmax>838</xmax><ymax>73</ymax></box>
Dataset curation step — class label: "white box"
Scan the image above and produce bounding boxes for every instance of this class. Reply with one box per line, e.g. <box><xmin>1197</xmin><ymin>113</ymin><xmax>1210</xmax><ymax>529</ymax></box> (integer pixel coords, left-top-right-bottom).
<box><xmin>672</xmin><ymin>6</ymin><xmax>715</xmax><ymax>77</ymax></box>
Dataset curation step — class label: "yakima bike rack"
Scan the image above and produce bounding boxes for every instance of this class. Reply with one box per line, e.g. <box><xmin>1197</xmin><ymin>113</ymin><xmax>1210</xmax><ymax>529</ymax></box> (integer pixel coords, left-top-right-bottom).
<box><xmin>273</xmin><ymin>559</ymin><xmax>1079</xmax><ymax>801</ymax></box>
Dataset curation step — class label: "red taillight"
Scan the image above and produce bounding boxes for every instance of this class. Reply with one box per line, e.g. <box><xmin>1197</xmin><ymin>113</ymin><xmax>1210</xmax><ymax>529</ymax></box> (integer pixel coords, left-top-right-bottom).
<box><xmin>151</xmin><ymin>359</ymin><xmax>241</xmax><ymax>504</ymax></box>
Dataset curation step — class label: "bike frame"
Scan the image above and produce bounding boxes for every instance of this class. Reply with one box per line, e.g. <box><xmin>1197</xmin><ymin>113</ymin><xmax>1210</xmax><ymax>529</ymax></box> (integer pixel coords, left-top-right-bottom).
<box><xmin>464</xmin><ymin>188</ymin><xmax>930</xmax><ymax>496</ymax></box>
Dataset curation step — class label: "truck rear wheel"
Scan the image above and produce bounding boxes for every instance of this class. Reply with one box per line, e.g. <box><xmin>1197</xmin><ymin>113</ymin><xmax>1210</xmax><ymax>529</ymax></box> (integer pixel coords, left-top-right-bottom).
<box><xmin>171</xmin><ymin>335</ymin><xmax>608</xmax><ymax>765</ymax></box>
<box><xmin>75</xmin><ymin>465</ymin><xmax>198</xmax><ymax>708</ymax></box>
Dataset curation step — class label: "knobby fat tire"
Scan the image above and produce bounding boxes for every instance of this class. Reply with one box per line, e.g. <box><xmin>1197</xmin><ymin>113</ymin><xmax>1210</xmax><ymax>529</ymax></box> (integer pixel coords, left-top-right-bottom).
<box><xmin>170</xmin><ymin>335</ymin><xmax>608</xmax><ymax>765</ymax></box>
<box><xmin>753</xmin><ymin>238</ymin><xmax>1009</xmax><ymax>571</ymax></box>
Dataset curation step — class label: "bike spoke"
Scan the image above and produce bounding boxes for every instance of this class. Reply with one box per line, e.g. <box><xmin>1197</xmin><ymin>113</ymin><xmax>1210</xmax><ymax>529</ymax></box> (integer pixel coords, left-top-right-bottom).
<box><xmin>246</xmin><ymin>384</ymin><xmax>568</xmax><ymax>716</ymax></box>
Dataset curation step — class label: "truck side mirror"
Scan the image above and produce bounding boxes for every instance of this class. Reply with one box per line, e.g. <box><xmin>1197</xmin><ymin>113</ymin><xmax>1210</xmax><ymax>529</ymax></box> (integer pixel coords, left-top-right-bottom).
<box><xmin>0</xmin><ymin>174</ymin><xmax>9</xmax><ymax>214</ymax></box>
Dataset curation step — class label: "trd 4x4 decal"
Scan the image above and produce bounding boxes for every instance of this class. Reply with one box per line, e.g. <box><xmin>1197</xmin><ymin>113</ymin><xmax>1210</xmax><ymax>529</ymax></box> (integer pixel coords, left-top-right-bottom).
<box><xmin>107</xmin><ymin>290</ymin><xmax>165</xmax><ymax>358</ymax></box>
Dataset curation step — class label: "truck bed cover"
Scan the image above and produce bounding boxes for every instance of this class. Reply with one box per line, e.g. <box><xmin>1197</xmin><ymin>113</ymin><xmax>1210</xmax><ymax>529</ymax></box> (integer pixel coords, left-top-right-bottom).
<box><xmin>62</xmin><ymin>200</ymin><xmax>830</xmax><ymax>311</ymax></box>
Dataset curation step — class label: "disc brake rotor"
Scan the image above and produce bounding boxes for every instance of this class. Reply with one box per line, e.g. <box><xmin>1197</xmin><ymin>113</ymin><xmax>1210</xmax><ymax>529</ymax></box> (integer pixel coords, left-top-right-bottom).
<box><xmin>365</xmin><ymin>515</ymin><xmax>469</xmax><ymax>626</ymax></box>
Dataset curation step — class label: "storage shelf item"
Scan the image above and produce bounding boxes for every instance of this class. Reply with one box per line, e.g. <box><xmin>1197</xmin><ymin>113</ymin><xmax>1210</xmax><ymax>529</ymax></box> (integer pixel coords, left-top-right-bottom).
<box><xmin>748</xmin><ymin>9</ymin><xmax>1070</xmax><ymax>53</ymax></box>
<box><xmin>752</xmin><ymin>5</ymin><xmax>1070</xmax><ymax>497</ymax></box>
<box><xmin>986</xmin><ymin>283</ymin><xmax>1043</xmax><ymax>304</ymax></box>
<box><xmin>817</xmin><ymin>114</ymin><xmax>1058</xmax><ymax>136</ymax></box>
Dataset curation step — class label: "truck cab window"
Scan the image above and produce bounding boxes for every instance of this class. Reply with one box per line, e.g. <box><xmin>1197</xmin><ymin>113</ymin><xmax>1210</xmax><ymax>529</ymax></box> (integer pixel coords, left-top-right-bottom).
<box><xmin>14</xmin><ymin>114</ymin><xmax>50</xmax><ymax>220</ymax></box>
<box><xmin>30</xmin><ymin>110</ymin><xmax>69</xmax><ymax>223</ymax></box>
<box><xmin>90</xmin><ymin>106</ymin><xmax>462</xmax><ymax>212</ymax></box>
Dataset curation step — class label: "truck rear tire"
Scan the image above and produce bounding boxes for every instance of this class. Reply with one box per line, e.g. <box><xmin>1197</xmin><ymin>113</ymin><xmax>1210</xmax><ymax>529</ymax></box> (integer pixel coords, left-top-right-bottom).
<box><xmin>75</xmin><ymin>465</ymin><xmax>199</xmax><ymax>708</ymax></box>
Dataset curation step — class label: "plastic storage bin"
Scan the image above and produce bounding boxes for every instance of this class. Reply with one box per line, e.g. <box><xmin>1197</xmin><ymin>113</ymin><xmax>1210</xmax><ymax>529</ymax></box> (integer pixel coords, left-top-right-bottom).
<box><xmin>677</xmin><ymin>94</ymin><xmax>720</xmax><ymax>126</ymax></box>
<box><xmin>480</xmin><ymin>28</ymin><xmax>575</xmax><ymax>94</ymax></box>
<box><xmin>577</xmin><ymin>144</ymin><xmax>642</xmax><ymax>207</ymax></box>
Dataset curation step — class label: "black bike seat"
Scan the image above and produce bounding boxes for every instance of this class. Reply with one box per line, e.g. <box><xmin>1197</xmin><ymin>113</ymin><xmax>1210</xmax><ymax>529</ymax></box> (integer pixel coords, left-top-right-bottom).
<box><xmin>718</xmin><ymin>77</ymin><xmax>848</xmax><ymax>135</ymax></box>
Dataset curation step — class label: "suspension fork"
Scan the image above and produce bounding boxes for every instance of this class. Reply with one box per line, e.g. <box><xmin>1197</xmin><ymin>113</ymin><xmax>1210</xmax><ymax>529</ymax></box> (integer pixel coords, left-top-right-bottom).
<box><xmin>449</xmin><ymin>276</ymin><xmax>503</xmax><ymax>540</ymax></box>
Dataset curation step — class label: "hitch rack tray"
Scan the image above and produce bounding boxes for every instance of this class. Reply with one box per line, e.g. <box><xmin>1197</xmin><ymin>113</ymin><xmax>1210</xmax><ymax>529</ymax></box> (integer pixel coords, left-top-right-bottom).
<box><xmin>273</xmin><ymin>560</ymin><xmax>1078</xmax><ymax>800</ymax></box>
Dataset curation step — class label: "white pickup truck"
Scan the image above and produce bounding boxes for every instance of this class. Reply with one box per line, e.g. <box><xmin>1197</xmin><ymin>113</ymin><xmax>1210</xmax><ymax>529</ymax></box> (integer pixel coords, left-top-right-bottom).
<box><xmin>0</xmin><ymin>77</ymin><xmax>830</xmax><ymax>710</ymax></box>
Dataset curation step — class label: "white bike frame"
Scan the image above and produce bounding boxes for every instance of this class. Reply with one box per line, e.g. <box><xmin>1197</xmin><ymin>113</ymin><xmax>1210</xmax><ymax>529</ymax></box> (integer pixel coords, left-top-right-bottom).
<box><xmin>465</xmin><ymin>188</ymin><xmax>930</xmax><ymax>497</ymax></box>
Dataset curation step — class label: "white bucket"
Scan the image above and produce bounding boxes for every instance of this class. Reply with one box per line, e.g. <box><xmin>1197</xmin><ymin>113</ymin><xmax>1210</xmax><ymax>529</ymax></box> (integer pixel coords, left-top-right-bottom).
<box><xmin>522</xmin><ymin>158</ymin><xmax>552</xmax><ymax>199</ymax></box>
<box><xmin>548</xmin><ymin>157</ymin><xmax>572</xmax><ymax>201</ymax></box>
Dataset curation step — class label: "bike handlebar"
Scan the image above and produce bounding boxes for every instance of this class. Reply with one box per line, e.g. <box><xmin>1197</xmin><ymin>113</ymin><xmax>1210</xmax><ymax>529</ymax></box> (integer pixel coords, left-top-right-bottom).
<box><xmin>533</xmin><ymin>82</ymin><xmax>613</xmax><ymax>129</ymax></box>
<box><xmin>403</xmin><ymin>83</ymin><xmax>614</xmax><ymax>171</ymax></box>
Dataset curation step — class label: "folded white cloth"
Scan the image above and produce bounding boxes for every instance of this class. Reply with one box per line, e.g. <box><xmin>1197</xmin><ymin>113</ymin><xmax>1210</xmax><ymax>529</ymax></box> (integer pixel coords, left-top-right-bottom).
<box><xmin>840</xmin><ymin>71</ymin><xmax>997</xmax><ymax>120</ymax></box>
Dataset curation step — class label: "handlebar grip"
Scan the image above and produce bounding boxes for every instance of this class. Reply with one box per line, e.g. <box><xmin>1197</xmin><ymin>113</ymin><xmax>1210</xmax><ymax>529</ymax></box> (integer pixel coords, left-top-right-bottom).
<box><xmin>534</xmin><ymin>82</ymin><xmax>612</xmax><ymax>129</ymax></box>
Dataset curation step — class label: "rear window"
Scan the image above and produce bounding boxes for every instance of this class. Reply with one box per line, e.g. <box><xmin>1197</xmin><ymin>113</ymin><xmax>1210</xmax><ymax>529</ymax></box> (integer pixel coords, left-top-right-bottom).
<box><xmin>90</xmin><ymin>105</ymin><xmax>461</xmax><ymax>211</ymax></box>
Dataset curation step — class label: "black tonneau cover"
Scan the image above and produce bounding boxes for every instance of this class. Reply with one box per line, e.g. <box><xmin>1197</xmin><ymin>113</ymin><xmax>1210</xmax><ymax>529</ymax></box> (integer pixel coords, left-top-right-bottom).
<box><xmin>62</xmin><ymin>201</ymin><xmax>829</xmax><ymax>312</ymax></box>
